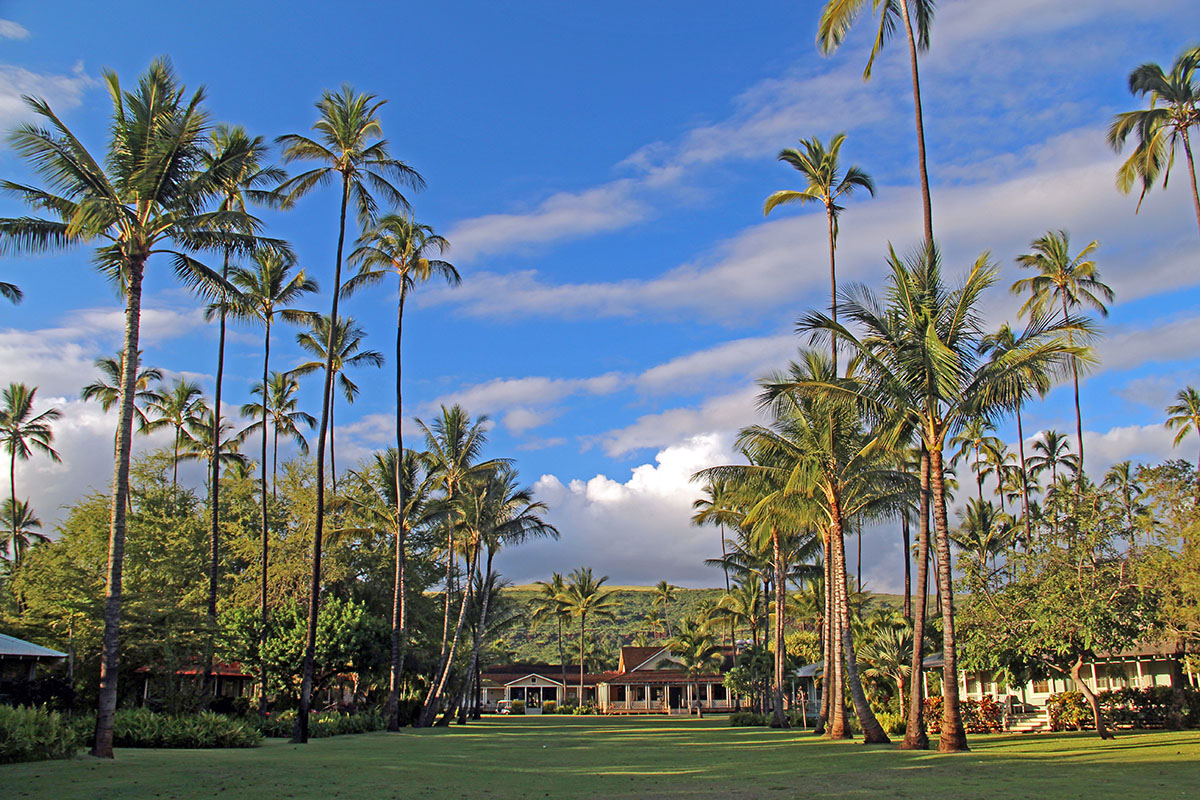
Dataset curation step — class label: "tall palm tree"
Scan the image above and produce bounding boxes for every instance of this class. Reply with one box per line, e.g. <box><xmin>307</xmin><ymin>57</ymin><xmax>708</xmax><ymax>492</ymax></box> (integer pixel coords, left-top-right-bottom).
<box><xmin>951</xmin><ymin>499</ymin><xmax>1014</xmax><ymax>575</ymax></box>
<box><xmin>1027</xmin><ymin>429</ymin><xmax>1080</xmax><ymax>490</ymax></box>
<box><xmin>665</xmin><ymin>618</ymin><xmax>722</xmax><ymax>716</ymax></box>
<box><xmin>0</xmin><ymin>498</ymin><xmax>48</xmax><ymax>566</ymax></box>
<box><xmin>818</xmin><ymin>0</ymin><xmax>936</xmax><ymax>244</ymax></box>
<box><xmin>652</xmin><ymin>580</ymin><xmax>678</xmax><ymax>638</ymax></box>
<box><xmin>276</xmin><ymin>85</ymin><xmax>423</xmax><ymax>743</ymax></box>
<box><xmin>238</xmin><ymin>372</ymin><xmax>316</xmax><ymax>497</ymax></box>
<box><xmin>691</xmin><ymin>476</ymin><xmax>740</xmax><ymax>597</ymax></box>
<box><xmin>145</xmin><ymin>379</ymin><xmax>207</xmax><ymax>488</ymax></box>
<box><xmin>81</xmin><ymin>351</ymin><xmax>164</xmax><ymax>439</ymax></box>
<box><xmin>0</xmin><ymin>59</ymin><xmax>283</xmax><ymax>758</ymax></box>
<box><xmin>416</xmin><ymin>405</ymin><xmax>503</xmax><ymax>726</ymax></box>
<box><xmin>560</xmin><ymin>566</ymin><xmax>618</xmax><ymax>704</ymax></box>
<box><xmin>342</xmin><ymin>447</ymin><xmax>437</xmax><ymax>729</ymax></box>
<box><xmin>764</xmin><ymin>132</ymin><xmax>874</xmax><ymax>369</ymax></box>
<box><xmin>466</xmin><ymin>464</ymin><xmax>558</xmax><ymax>719</ymax></box>
<box><xmin>0</xmin><ymin>383</ymin><xmax>60</xmax><ymax>569</ymax></box>
<box><xmin>1108</xmin><ymin>45</ymin><xmax>1200</xmax><ymax>237</ymax></box>
<box><xmin>178</xmin><ymin>407</ymin><xmax>248</xmax><ymax>475</ymax></box>
<box><xmin>292</xmin><ymin>315</ymin><xmax>383</xmax><ymax>490</ymax></box>
<box><xmin>1013</xmin><ymin>230</ymin><xmax>1110</xmax><ymax>478</ymax></box>
<box><xmin>950</xmin><ymin>417</ymin><xmax>1002</xmax><ymax>503</ymax></box>
<box><xmin>1165</xmin><ymin>385</ymin><xmax>1200</xmax><ymax>502</ymax></box>
<box><xmin>1102</xmin><ymin>460</ymin><xmax>1149</xmax><ymax>549</ymax></box>
<box><xmin>795</xmin><ymin>242</ymin><xmax>1082</xmax><ymax>752</ymax></box>
<box><xmin>712</xmin><ymin>576</ymin><xmax>766</xmax><ymax>651</ymax></box>
<box><xmin>531</xmin><ymin>573</ymin><xmax>571</xmax><ymax>690</ymax></box>
<box><xmin>200</xmin><ymin>126</ymin><xmax>286</xmax><ymax>652</ymax></box>
<box><xmin>979</xmin><ymin>323</ymin><xmax>1054</xmax><ymax>545</ymax></box>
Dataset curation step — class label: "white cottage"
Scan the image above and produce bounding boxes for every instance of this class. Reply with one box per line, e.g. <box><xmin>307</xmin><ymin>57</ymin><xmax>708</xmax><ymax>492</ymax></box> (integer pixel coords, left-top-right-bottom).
<box><xmin>595</xmin><ymin>646</ymin><xmax>737</xmax><ymax>715</ymax></box>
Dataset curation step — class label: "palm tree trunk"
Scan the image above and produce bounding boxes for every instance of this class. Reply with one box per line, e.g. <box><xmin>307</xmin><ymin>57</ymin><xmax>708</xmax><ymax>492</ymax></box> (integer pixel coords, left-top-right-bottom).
<box><xmin>294</xmin><ymin>174</ymin><xmax>351</xmax><ymax>745</ymax></box>
<box><xmin>9</xmin><ymin>449</ymin><xmax>17</xmax><ymax>568</ymax></box>
<box><xmin>898</xmin><ymin>0</ymin><xmax>933</xmax><ymax>245</ymax></box>
<box><xmin>1016</xmin><ymin>403</ymin><xmax>1032</xmax><ymax>547</ymax></box>
<box><xmin>420</xmin><ymin>538</ymin><xmax>477</xmax><ymax>727</ymax></box>
<box><xmin>272</xmin><ymin>426</ymin><xmax>279</xmax><ymax>500</ymax></box>
<box><xmin>1181</xmin><ymin>128</ymin><xmax>1200</xmax><ymax>240</ymax></box>
<box><xmin>386</xmin><ymin>292</ymin><xmax>407</xmax><ymax>732</ymax></box>
<box><xmin>826</xmin><ymin>539</ymin><xmax>847</xmax><ymax>739</ymax></box>
<box><xmin>900</xmin><ymin>449</ymin><xmax>932</xmax><ymax>750</ymax></box>
<box><xmin>902</xmin><ymin>512</ymin><xmax>912</xmax><ymax>619</ymax></box>
<box><xmin>770</xmin><ymin>527</ymin><xmax>788</xmax><ymax>728</ymax></box>
<box><xmin>258</xmin><ymin>316</ymin><xmax>272</xmax><ymax>717</ymax></box>
<box><xmin>816</xmin><ymin>538</ymin><xmax>830</xmax><ymax>733</ymax></box>
<box><xmin>469</xmin><ymin>548</ymin><xmax>497</xmax><ymax>721</ymax></box>
<box><xmin>172</xmin><ymin>430</ymin><xmax>180</xmax><ymax>489</ymax></box>
<box><xmin>92</xmin><ymin>257</ymin><xmax>145</xmax><ymax>759</ymax></box>
<box><xmin>827</xmin><ymin>203</ymin><xmax>838</xmax><ymax>372</ymax></box>
<box><xmin>205</xmin><ymin>251</ymin><xmax>230</xmax><ymax>699</ymax></box>
<box><xmin>558</xmin><ymin>616</ymin><xmax>566</xmax><ymax>695</ymax></box>
<box><xmin>830</xmin><ymin>504</ymin><xmax>889</xmax><ymax>743</ymax></box>
<box><xmin>578</xmin><ymin>612</ymin><xmax>586</xmax><ymax>704</ymax></box>
<box><xmin>929</xmin><ymin>444</ymin><xmax>968</xmax><ymax>752</ymax></box>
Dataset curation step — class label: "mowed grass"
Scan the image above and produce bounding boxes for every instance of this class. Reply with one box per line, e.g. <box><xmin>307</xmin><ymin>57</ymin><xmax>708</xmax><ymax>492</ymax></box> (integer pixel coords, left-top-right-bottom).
<box><xmin>4</xmin><ymin>715</ymin><xmax>1198</xmax><ymax>800</ymax></box>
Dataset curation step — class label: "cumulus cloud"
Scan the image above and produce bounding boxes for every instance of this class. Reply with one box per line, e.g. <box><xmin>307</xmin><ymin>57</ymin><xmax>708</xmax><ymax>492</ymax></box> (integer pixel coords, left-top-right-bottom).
<box><xmin>494</xmin><ymin>433</ymin><xmax>738</xmax><ymax>586</ymax></box>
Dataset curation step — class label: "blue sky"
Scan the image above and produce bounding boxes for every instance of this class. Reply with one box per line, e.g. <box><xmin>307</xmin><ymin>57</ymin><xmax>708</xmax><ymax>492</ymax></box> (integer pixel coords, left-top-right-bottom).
<box><xmin>2</xmin><ymin>1</ymin><xmax>1199</xmax><ymax>588</ymax></box>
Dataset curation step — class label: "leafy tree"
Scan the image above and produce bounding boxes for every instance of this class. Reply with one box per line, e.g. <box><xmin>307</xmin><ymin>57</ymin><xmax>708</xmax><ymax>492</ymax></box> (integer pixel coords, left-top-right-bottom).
<box><xmin>1</xmin><ymin>383</ymin><xmax>61</xmax><ymax>566</ymax></box>
<box><xmin>763</xmin><ymin>132</ymin><xmax>874</xmax><ymax>368</ymax></box>
<box><xmin>1108</xmin><ymin>45</ymin><xmax>1200</xmax><ymax>236</ymax></box>
<box><xmin>1165</xmin><ymin>386</ymin><xmax>1200</xmax><ymax>502</ymax></box>
<box><xmin>817</xmin><ymin>0</ymin><xmax>936</xmax><ymax>243</ymax></box>
<box><xmin>276</xmin><ymin>86</ymin><xmax>423</xmax><ymax>743</ymax></box>
<box><xmin>1013</xmin><ymin>230</ymin><xmax>1110</xmax><ymax>478</ymax></box>
<box><xmin>0</xmin><ymin>59</ymin><xmax>285</xmax><ymax>756</ymax></box>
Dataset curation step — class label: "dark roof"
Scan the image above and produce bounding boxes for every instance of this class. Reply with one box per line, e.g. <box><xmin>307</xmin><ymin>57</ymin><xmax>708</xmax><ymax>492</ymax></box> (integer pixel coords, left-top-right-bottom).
<box><xmin>134</xmin><ymin>661</ymin><xmax>251</xmax><ymax>678</ymax></box>
<box><xmin>618</xmin><ymin>646</ymin><xmax>667</xmax><ymax>672</ymax></box>
<box><xmin>481</xmin><ymin>664</ymin><xmax>609</xmax><ymax>687</ymax></box>
<box><xmin>0</xmin><ymin>633</ymin><xmax>67</xmax><ymax>660</ymax></box>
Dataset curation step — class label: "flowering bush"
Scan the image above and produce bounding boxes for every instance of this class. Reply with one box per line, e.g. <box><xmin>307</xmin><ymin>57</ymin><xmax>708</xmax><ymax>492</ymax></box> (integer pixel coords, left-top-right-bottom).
<box><xmin>1047</xmin><ymin>692</ymin><xmax>1092</xmax><ymax>731</ymax></box>
<box><xmin>922</xmin><ymin>695</ymin><xmax>1003</xmax><ymax>734</ymax></box>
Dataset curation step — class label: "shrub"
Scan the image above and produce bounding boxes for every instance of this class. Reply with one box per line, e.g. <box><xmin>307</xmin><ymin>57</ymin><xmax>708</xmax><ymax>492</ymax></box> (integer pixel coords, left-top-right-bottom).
<box><xmin>921</xmin><ymin>696</ymin><xmax>1002</xmax><ymax>734</ymax></box>
<box><xmin>1097</xmin><ymin>686</ymin><xmax>1200</xmax><ymax>729</ymax></box>
<box><xmin>1047</xmin><ymin>692</ymin><xmax>1092</xmax><ymax>731</ymax></box>
<box><xmin>729</xmin><ymin>712</ymin><xmax>767</xmax><ymax>727</ymax></box>
<box><xmin>74</xmin><ymin>709</ymin><xmax>261</xmax><ymax>748</ymax></box>
<box><xmin>0</xmin><ymin>705</ymin><xmax>79</xmax><ymax>763</ymax></box>
<box><xmin>572</xmin><ymin>704</ymin><xmax>595</xmax><ymax>715</ymax></box>
<box><xmin>875</xmin><ymin>710</ymin><xmax>906</xmax><ymax>736</ymax></box>
<box><xmin>541</xmin><ymin>700</ymin><xmax>557</xmax><ymax>714</ymax></box>
<box><xmin>510</xmin><ymin>699</ymin><xmax>526</xmax><ymax>715</ymax></box>
<box><xmin>254</xmin><ymin>709</ymin><xmax>386</xmax><ymax>738</ymax></box>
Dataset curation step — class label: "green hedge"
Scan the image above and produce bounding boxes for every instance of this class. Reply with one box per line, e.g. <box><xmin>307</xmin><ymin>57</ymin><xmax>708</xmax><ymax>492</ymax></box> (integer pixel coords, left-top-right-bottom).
<box><xmin>255</xmin><ymin>709</ymin><xmax>387</xmax><ymax>738</ymax></box>
<box><xmin>729</xmin><ymin>711</ymin><xmax>768</xmax><ymax>727</ymax></box>
<box><xmin>0</xmin><ymin>705</ymin><xmax>79</xmax><ymax>763</ymax></box>
<box><xmin>74</xmin><ymin>709</ymin><xmax>262</xmax><ymax>748</ymax></box>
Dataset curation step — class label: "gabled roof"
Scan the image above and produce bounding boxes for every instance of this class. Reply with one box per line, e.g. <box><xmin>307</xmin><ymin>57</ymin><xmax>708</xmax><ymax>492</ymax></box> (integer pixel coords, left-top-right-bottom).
<box><xmin>0</xmin><ymin>633</ymin><xmax>67</xmax><ymax>660</ymax></box>
<box><xmin>502</xmin><ymin>673</ymin><xmax>565</xmax><ymax>687</ymax></box>
<box><xmin>618</xmin><ymin>646</ymin><xmax>674</xmax><ymax>672</ymax></box>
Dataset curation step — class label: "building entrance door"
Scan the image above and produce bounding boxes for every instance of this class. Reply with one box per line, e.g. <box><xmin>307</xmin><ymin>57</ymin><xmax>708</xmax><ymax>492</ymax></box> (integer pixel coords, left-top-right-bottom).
<box><xmin>668</xmin><ymin>686</ymin><xmax>684</xmax><ymax>710</ymax></box>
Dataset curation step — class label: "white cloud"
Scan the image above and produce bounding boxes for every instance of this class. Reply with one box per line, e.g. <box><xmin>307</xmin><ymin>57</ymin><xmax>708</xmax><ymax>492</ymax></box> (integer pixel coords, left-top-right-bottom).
<box><xmin>495</xmin><ymin>433</ymin><xmax>738</xmax><ymax>586</ymax></box>
<box><xmin>636</xmin><ymin>334</ymin><xmax>795</xmax><ymax>395</ymax></box>
<box><xmin>0</xmin><ymin>62</ymin><xmax>91</xmax><ymax>128</ymax></box>
<box><xmin>429</xmin><ymin>373</ymin><xmax>627</xmax><ymax>435</ymax></box>
<box><xmin>445</xmin><ymin>180</ymin><xmax>648</xmax><ymax>263</ymax></box>
<box><xmin>594</xmin><ymin>386</ymin><xmax>762</xmax><ymax>458</ymax></box>
<box><xmin>0</xmin><ymin>20</ymin><xmax>30</xmax><ymax>40</ymax></box>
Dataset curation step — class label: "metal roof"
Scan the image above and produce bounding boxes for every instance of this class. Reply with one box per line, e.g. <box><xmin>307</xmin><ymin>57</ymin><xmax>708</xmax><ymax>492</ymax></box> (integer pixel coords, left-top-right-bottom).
<box><xmin>0</xmin><ymin>632</ymin><xmax>67</xmax><ymax>660</ymax></box>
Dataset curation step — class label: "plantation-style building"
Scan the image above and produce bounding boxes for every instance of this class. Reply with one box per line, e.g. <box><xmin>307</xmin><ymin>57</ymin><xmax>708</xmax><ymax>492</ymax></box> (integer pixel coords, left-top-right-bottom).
<box><xmin>480</xmin><ymin>646</ymin><xmax>738</xmax><ymax>714</ymax></box>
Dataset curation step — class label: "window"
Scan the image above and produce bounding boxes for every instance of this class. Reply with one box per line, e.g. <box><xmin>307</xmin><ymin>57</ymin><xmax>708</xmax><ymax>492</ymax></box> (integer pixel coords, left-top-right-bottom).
<box><xmin>712</xmin><ymin>684</ymin><xmax>727</xmax><ymax>701</ymax></box>
<box><xmin>1032</xmin><ymin>679</ymin><xmax>1050</xmax><ymax>694</ymax></box>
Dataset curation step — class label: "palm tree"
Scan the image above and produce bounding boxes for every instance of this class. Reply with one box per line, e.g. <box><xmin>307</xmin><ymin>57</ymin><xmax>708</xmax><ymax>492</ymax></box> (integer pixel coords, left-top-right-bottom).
<box><xmin>276</xmin><ymin>85</ymin><xmax>423</xmax><ymax>743</ymax></box>
<box><xmin>1027</xmin><ymin>430</ymin><xmax>1080</xmax><ymax>490</ymax></box>
<box><xmin>178</xmin><ymin>407</ymin><xmax>248</xmax><ymax>475</ymax></box>
<box><xmin>1102</xmin><ymin>461</ymin><xmax>1149</xmax><ymax>549</ymax></box>
<box><xmin>665</xmin><ymin>618</ymin><xmax>722</xmax><ymax>716</ymax></box>
<box><xmin>1013</xmin><ymin>230</ymin><xmax>1111</xmax><ymax>478</ymax></box>
<box><xmin>343</xmin><ymin>447</ymin><xmax>437</xmax><ymax>729</ymax></box>
<box><xmin>795</xmin><ymin>242</ymin><xmax>1082</xmax><ymax>752</ymax></box>
<box><xmin>818</xmin><ymin>0</ymin><xmax>936</xmax><ymax>244</ymax></box>
<box><xmin>466</xmin><ymin>464</ymin><xmax>558</xmax><ymax>719</ymax></box>
<box><xmin>292</xmin><ymin>315</ymin><xmax>383</xmax><ymax>490</ymax></box>
<box><xmin>1</xmin><ymin>383</ymin><xmax>61</xmax><ymax>566</ymax></box>
<box><xmin>652</xmin><ymin>580</ymin><xmax>678</xmax><ymax>638</ymax></box>
<box><xmin>531</xmin><ymin>573</ymin><xmax>571</xmax><ymax>690</ymax></box>
<box><xmin>691</xmin><ymin>476</ymin><xmax>740</xmax><ymax>596</ymax></box>
<box><xmin>145</xmin><ymin>379</ymin><xmax>207</xmax><ymax>488</ymax></box>
<box><xmin>858</xmin><ymin>621</ymin><xmax>914</xmax><ymax>713</ymax></box>
<box><xmin>1166</xmin><ymin>386</ymin><xmax>1200</xmax><ymax>502</ymax></box>
<box><xmin>1108</xmin><ymin>45</ymin><xmax>1200</xmax><ymax>236</ymax></box>
<box><xmin>416</xmin><ymin>405</ymin><xmax>503</xmax><ymax>726</ymax></box>
<box><xmin>0</xmin><ymin>498</ymin><xmax>48</xmax><ymax>566</ymax></box>
<box><xmin>979</xmin><ymin>323</ymin><xmax>1054</xmax><ymax>545</ymax></box>
<box><xmin>200</xmin><ymin>126</ymin><xmax>286</xmax><ymax>650</ymax></box>
<box><xmin>238</xmin><ymin>373</ymin><xmax>316</xmax><ymax>496</ymax></box>
<box><xmin>0</xmin><ymin>59</ymin><xmax>284</xmax><ymax>758</ymax></box>
<box><xmin>560</xmin><ymin>567</ymin><xmax>618</xmax><ymax>704</ymax></box>
<box><xmin>81</xmin><ymin>351</ymin><xmax>164</xmax><ymax>439</ymax></box>
<box><xmin>764</xmin><ymin>132</ymin><xmax>874</xmax><ymax>369</ymax></box>
<box><xmin>951</xmin><ymin>499</ymin><xmax>1014</xmax><ymax>575</ymax></box>
<box><xmin>950</xmin><ymin>417</ymin><xmax>1002</xmax><ymax>502</ymax></box>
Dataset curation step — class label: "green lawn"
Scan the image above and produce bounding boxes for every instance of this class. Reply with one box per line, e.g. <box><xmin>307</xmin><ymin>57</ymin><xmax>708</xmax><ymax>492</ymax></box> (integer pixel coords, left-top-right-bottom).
<box><xmin>4</xmin><ymin>716</ymin><xmax>1198</xmax><ymax>799</ymax></box>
